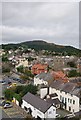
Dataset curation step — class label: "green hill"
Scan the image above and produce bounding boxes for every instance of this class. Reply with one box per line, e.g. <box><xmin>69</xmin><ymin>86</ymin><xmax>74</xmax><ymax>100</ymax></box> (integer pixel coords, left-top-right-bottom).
<box><xmin>2</xmin><ymin>40</ymin><xmax>81</xmax><ymax>56</ymax></box>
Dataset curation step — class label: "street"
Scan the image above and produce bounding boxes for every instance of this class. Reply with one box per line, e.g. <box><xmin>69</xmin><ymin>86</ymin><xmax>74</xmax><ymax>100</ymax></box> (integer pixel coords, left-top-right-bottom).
<box><xmin>2</xmin><ymin>110</ymin><xmax>10</xmax><ymax>119</ymax></box>
<box><xmin>0</xmin><ymin>108</ymin><xmax>10</xmax><ymax>120</ymax></box>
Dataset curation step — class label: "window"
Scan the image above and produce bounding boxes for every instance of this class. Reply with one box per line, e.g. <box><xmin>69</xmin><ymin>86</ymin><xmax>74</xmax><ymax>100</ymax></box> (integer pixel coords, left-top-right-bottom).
<box><xmin>71</xmin><ymin>94</ymin><xmax>73</xmax><ymax>97</ymax></box>
<box><xmin>62</xmin><ymin>97</ymin><xmax>64</xmax><ymax>103</ymax></box>
<box><xmin>49</xmin><ymin>111</ymin><xmax>51</xmax><ymax>114</ymax></box>
<box><xmin>60</xmin><ymin>95</ymin><xmax>62</xmax><ymax>101</ymax></box>
<box><xmin>70</xmin><ymin>99</ymin><xmax>72</xmax><ymax>103</ymax></box>
<box><xmin>73</xmin><ymin>100</ymin><xmax>75</xmax><ymax>104</ymax></box>
<box><xmin>24</xmin><ymin>106</ymin><xmax>27</xmax><ymax>111</ymax></box>
<box><xmin>60</xmin><ymin>90</ymin><xmax>62</xmax><ymax>93</ymax></box>
<box><xmin>73</xmin><ymin>109</ymin><xmax>74</xmax><ymax>113</ymax></box>
<box><xmin>65</xmin><ymin>98</ymin><xmax>67</xmax><ymax>103</ymax></box>
<box><xmin>68</xmin><ymin>98</ymin><xmax>69</xmax><ymax>102</ymax></box>
<box><xmin>69</xmin><ymin>106</ymin><xmax>71</xmax><ymax>111</ymax></box>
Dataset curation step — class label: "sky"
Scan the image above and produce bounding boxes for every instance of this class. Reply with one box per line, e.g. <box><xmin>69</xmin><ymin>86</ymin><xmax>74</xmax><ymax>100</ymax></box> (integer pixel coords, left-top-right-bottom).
<box><xmin>1</xmin><ymin>1</ymin><xmax>80</xmax><ymax>48</ymax></box>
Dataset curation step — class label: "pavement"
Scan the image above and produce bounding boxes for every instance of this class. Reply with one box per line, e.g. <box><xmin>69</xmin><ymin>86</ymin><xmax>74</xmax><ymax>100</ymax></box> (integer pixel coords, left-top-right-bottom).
<box><xmin>2</xmin><ymin>110</ymin><xmax>10</xmax><ymax>119</ymax></box>
<box><xmin>1</xmin><ymin>102</ymin><xmax>32</xmax><ymax>119</ymax></box>
<box><xmin>57</xmin><ymin>108</ymin><xmax>70</xmax><ymax>117</ymax></box>
<box><xmin>3</xmin><ymin>105</ymin><xmax>24</xmax><ymax>119</ymax></box>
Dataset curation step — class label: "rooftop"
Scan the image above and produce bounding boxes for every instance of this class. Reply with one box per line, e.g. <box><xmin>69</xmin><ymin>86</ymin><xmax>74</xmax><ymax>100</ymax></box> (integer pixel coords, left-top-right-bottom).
<box><xmin>49</xmin><ymin>93</ymin><xmax>58</xmax><ymax>98</ymax></box>
<box><xmin>35</xmin><ymin>72</ymin><xmax>54</xmax><ymax>82</ymax></box>
<box><xmin>50</xmin><ymin>80</ymin><xmax>80</xmax><ymax>97</ymax></box>
<box><xmin>46</xmin><ymin>98</ymin><xmax>61</xmax><ymax>106</ymax></box>
<box><xmin>49</xmin><ymin>80</ymin><xmax>64</xmax><ymax>90</ymax></box>
<box><xmin>22</xmin><ymin>92</ymin><xmax>53</xmax><ymax>113</ymax></box>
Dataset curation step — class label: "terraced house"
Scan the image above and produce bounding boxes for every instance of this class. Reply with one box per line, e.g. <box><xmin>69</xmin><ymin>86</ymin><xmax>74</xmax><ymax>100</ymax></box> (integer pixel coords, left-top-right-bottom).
<box><xmin>40</xmin><ymin>80</ymin><xmax>81</xmax><ymax>113</ymax></box>
<box><xmin>49</xmin><ymin>81</ymin><xmax>80</xmax><ymax>113</ymax></box>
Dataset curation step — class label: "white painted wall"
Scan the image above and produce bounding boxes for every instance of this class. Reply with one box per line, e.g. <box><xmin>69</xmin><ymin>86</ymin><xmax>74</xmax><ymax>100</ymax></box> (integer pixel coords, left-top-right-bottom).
<box><xmin>13</xmin><ymin>97</ymin><xmax>19</xmax><ymax>106</ymax></box>
<box><xmin>49</xmin><ymin>87</ymin><xmax>79</xmax><ymax>113</ymax></box>
<box><xmin>40</xmin><ymin>88</ymin><xmax>48</xmax><ymax>99</ymax></box>
<box><xmin>44</xmin><ymin>106</ymin><xmax>56</xmax><ymax>118</ymax></box>
<box><xmin>34</xmin><ymin>77</ymin><xmax>48</xmax><ymax>86</ymax></box>
<box><xmin>16</xmin><ymin>59</ymin><xmax>28</xmax><ymax>68</ymax></box>
<box><xmin>16</xmin><ymin>100</ymin><xmax>19</xmax><ymax>106</ymax></box>
<box><xmin>22</xmin><ymin>100</ymin><xmax>56</xmax><ymax>119</ymax></box>
<box><xmin>22</xmin><ymin>100</ymin><xmax>44</xmax><ymax>118</ymax></box>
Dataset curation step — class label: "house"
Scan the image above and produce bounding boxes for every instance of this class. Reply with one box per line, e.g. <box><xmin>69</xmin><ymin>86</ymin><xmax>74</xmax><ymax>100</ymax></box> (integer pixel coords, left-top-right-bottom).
<box><xmin>51</xmin><ymin>71</ymin><xmax>69</xmax><ymax>83</ymax></box>
<box><xmin>15</xmin><ymin>58</ymin><xmax>28</xmax><ymax>68</ymax></box>
<box><xmin>21</xmin><ymin>92</ymin><xmax>56</xmax><ymax>119</ymax></box>
<box><xmin>40</xmin><ymin>80</ymin><xmax>80</xmax><ymax>113</ymax></box>
<box><xmin>40</xmin><ymin>82</ymin><xmax>63</xmax><ymax>109</ymax></box>
<box><xmin>31</xmin><ymin>63</ymin><xmax>48</xmax><ymax>75</ymax></box>
<box><xmin>46</xmin><ymin>98</ymin><xmax>61</xmax><ymax>109</ymax></box>
<box><xmin>0</xmin><ymin>49</ymin><xmax>5</xmax><ymax>56</ymax></box>
<box><xmin>34</xmin><ymin>72</ymin><xmax>54</xmax><ymax>86</ymax></box>
<box><xmin>49</xmin><ymin>81</ymin><xmax>80</xmax><ymax>113</ymax></box>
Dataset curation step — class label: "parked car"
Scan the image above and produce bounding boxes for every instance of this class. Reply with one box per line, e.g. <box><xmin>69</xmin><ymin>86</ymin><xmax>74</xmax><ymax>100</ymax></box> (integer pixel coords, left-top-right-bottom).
<box><xmin>3</xmin><ymin>103</ymin><xmax>13</xmax><ymax>109</ymax></box>
<box><xmin>1</xmin><ymin>100</ymin><xmax>6</xmax><ymax>106</ymax></box>
<box><xmin>0</xmin><ymin>80</ymin><xmax>6</xmax><ymax>84</ymax></box>
<box><xmin>8</xmin><ymin>81</ymin><xmax>12</xmax><ymax>85</ymax></box>
<box><xmin>19</xmin><ymin>80</ymin><xmax>25</xmax><ymax>84</ymax></box>
<box><xmin>1</xmin><ymin>100</ymin><xmax>11</xmax><ymax>106</ymax></box>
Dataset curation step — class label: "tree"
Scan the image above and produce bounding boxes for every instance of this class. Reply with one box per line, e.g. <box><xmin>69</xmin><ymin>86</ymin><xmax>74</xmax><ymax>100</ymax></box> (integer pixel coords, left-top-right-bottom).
<box><xmin>17</xmin><ymin>65</ymin><xmax>24</xmax><ymax>73</ymax></box>
<box><xmin>2</xmin><ymin>67</ymin><xmax>10</xmax><ymax>73</ymax></box>
<box><xmin>24</xmin><ymin>69</ymin><xmax>34</xmax><ymax>78</ymax></box>
<box><xmin>13</xmin><ymin>93</ymin><xmax>22</xmax><ymax>102</ymax></box>
<box><xmin>2</xmin><ymin>55</ymin><xmax>8</xmax><ymax>62</ymax></box>
<box><xmin>4</xmin><ymin>89</ymin><xmax>14</xmax><ymax>100</ymax></box>
<box><xmin>68</xmin><ymin>70</ymin><xmax>81</xmax><ymax>77</ymax></box>
<box><xmin>14</xmin><ymin>85</ymin><xmax>24</xmax><ymax>94</ymax></box>
<box><xmin>4</xmin><ymin>84</ymin><xmax>38</xmax><ymax>101</ymax></box>
<box><xmin>67</xmin><ymin>61</ymin><xmax>76</xmax><ymax>68</ymax></box>
<box><xmin>21</xmin><ymin>84</ymin><xmax>38</xmax><ymax>97</ymax></box>
<box><xmin>28</xmin><ymin>57</ymin><xmax>34</xmax><ymax>62</ymax></box>
<box><xmin>20</xmin><ymin>75</ymin><xmax>30</xmax><ymax>81</ymax></box>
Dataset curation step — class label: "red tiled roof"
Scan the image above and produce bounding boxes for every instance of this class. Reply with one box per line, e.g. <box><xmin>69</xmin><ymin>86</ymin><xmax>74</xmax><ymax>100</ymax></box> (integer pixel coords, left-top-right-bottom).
<box><xmin>51</xmin><ymin>71</ymin><xmax>69</xmax><ymax>83</ymax></box>
<box><xmin>32</xmin><ymin>63</ymin><xmax>48</xmax><ymax>74</ymax></box>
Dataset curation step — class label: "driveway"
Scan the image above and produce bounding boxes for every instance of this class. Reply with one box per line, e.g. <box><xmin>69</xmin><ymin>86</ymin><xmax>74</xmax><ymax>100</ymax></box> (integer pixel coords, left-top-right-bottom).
<box><xmin>3</xmin><ymin>105</ymin><xmax>24</xmax><ymax>119</ymax></box>
<box><xmin>2</xmin><ymin>102</ymin><xmax>32</xmax><ymax>119</ymax></box>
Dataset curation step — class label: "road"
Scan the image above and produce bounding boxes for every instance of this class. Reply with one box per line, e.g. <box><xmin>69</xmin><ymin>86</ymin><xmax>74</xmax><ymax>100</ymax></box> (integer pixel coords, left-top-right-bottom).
<box><xmin>0</xmin><ymin>109</ymin><xmax>10</xmax><ymax>120</ymax></box>
<box><xmin>2</xmin><ymin>110</ymin><xmax>10</xmax><ymax>119</ymax></box>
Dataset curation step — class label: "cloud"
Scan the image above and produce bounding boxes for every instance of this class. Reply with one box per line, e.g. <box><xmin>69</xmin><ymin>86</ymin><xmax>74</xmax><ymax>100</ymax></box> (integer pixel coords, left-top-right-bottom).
<box><xmin>2</xmin><ymin>2</ymin><xmax>79</xmax><ymax>48</ymax></box>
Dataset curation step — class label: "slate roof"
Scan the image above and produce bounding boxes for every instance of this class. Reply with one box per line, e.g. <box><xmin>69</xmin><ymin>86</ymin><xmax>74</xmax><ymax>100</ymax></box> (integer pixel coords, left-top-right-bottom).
<box><xmin>35</xmin><ymin>72</ymin><xmax>54</xmax><ymax>82</ymax></box>
<box><xmin>49</xmin><ymin>93</ymin><xmax>58</xmax><ymax>98</ymax></box>
<box><xmin>50</xmin><ymin>80</ymin><xmax>80</xmax><ymax>97</ymax></box>
<box><xmin>71</xmin><ymin>88</ymin><xmax>81</xmax><ymax>97</ymax></box>
<box><xmin>49</xmin><ymin>80</ymin><xmax>64</xmax><ymax>90</ymax></box>
<box><xmin>22</xmin><ymin>92</ymin><xmax>53</xmax><ymax>113</ymax></box>
<box><xmin>61</xmin><ymin>82</ymin><xmax>77</xmax><ymax>93</ymax></box>
<box><xmin>46</xmin><ymin>98</ymin><xmax>61</xmax><ymax>105</ymax></box>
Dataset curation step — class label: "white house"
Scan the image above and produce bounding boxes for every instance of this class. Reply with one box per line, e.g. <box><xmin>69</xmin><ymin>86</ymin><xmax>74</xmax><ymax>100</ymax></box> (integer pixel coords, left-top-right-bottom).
<box><xmin>40</xmin><ymin>80</ymin><xmax>80</xmax><ymax>113</ymax></box>
<box><xmin>49</xmin><ymin>81</ymin><xmax>80</xmax><ymax>113</ymax></box>
<box><xmin>34</xmin><ymin>72</ymin><xmax>54</xmax><ymax>86</ymax></box>
<box><xmin>15</xmin><ymin>58</ymin><xmax>28</xmax><ymax>68</ymax></box>
<box><xmin>21</xmin><ymin>92</ymin><xmax>56</xmax><ymax>119</ymax></box>
<box><xmin>40</xmin><ymin>87</ymin><xmax>61</xmax><ymax>109</ymax></box>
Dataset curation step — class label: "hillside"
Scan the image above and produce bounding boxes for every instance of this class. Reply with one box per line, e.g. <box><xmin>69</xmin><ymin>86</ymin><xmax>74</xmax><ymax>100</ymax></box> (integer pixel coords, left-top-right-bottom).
<box><xmin>2</xmin><ymin>40</ymin><xmax>81</xmax><ymax>56</ymax></box>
